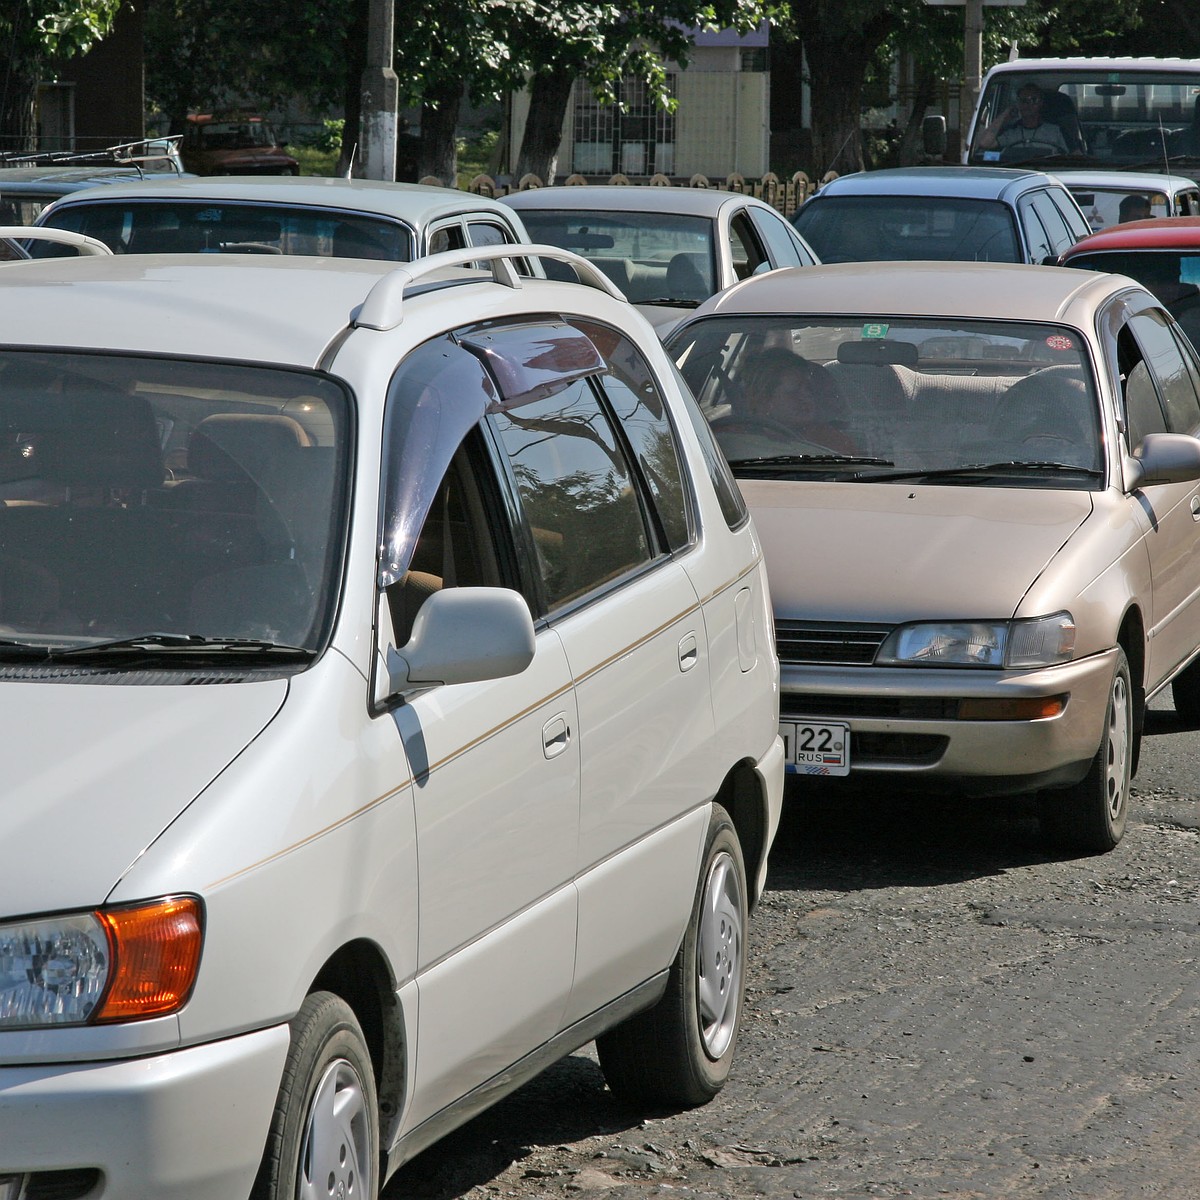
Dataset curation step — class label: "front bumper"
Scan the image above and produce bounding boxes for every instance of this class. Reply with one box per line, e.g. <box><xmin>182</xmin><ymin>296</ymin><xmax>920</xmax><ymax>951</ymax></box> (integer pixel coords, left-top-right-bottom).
<box><xmin>779</xmin><ymin>649</ymin><xmax>1117</xmax><ymax>795</ymax></box>
<box><xmin>0</xmin><ymin>1024</ymin><xmax>289</xmax><ymax>1199</ymax></box>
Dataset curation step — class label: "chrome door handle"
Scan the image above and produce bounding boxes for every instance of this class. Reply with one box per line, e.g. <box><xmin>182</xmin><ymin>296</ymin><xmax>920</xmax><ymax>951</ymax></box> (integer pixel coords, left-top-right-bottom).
<box><xmin>542</xmin><ymin>713</ymin><xmax>570</xmax><ymax>759</ymax></box>
<box><xmin>678</xmin><ymin>632</ymin><xmax>698</xmax><ymax>672</ymax></box>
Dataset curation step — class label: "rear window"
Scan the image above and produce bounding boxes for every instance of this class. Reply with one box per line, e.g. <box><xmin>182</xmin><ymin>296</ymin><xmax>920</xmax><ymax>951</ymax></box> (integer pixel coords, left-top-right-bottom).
<box><xmin>792</xmin><ymin>196</ymin><xmax>1022</xmax><ymax>263</ymax></box>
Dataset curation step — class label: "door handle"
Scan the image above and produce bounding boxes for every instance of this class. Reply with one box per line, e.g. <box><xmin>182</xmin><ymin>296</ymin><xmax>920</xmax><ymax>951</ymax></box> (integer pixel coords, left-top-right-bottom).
<box><xmin>1191</xmin><ymin>494</ymin><xmax>1200</xmax><ymax>522</ymax></box>
<box><xmin>542</xmin><ymin>713</ymin><xmax>570</xmax><ymax>759</ymax></box>
<box><xmin>678</xmin><ymin>632</ymin><xmax>698</xmax><ymax>672</ymax></box>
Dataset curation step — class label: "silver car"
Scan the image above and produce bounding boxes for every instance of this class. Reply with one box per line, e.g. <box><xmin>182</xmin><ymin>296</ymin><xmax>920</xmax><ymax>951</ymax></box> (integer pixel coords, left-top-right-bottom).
<box><xmin>668</xmin><ymin>260</ymin><xmax>1200</xmax><ymax>853</ymax></box>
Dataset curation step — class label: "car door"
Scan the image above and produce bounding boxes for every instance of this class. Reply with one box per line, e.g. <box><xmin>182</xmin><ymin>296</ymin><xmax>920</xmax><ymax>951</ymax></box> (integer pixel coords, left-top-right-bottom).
<box><xmin>483</xmin><ymin>318</ymin><xmax>717</xmax><ymax>1025</ymax></box>
<box><xmin>374</xmin><ymin>334</ymin><xmax>581</xmax><ymax>1134</ymax></box>
<box><xmin>1110</xmin><ymin>300</ymin><xmax>1200</xmax><ymax>687</ymax></box>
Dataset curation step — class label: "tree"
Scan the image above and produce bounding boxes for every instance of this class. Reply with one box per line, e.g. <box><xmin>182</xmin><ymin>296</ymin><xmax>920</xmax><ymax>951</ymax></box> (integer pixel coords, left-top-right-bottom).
<box><xmin>0</xmin><ymin>0</ymin><xmax>121</xmax><ymax>152</ymax></box>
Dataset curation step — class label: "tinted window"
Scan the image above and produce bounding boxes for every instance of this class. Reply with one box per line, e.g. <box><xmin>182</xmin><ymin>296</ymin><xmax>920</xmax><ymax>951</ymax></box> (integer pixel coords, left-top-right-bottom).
<box><xmin>1020</xmin><ymin>191</ymin><xmax>1076</xmax><ymax>261</ymax></box>
<box><xmin>748</xmin><ymin>205</ymin><xmax>811</xmax><ymax>267</ymax></box>
<box><xmin>1118</xmin><ymin>325</ymin><xmax>1169</xmax><ymax>446</ymax></box>
<box><xmin>489</xmin><ymin>379</ymin><xmax>653</xmax><ymax>610</ymax></box>
<box><xmin>792</xmin><ymin>195</ymin><xmax>1021</xmax><ymax>263</ymax></box>
<box><xmin>1128</xmin><ymin>309</ymin><xmax>1200</xmax><ymax>434</ymax></box>
<box><xmin>467</xmin><ymin>220</ymin><xmax>512</xmax><ymax>248</ymax></box>
<box><xmin>569</xmin><ymin>319</ymin><xmax>691</xmax><ymax>551</ymax></box>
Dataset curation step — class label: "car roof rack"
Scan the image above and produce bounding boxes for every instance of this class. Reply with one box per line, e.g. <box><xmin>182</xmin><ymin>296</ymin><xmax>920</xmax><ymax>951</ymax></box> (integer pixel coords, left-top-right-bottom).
<box><xmin>0</xmin><ymin>227</ymin><xmax>114</xmax><ymax>256</ymax></box>
<box><xmin>0</xmin><ymin>136</ymin><xmax>184</xmax><ymax>175</ymax></box>
<box><xmin>354</xmin><ymin>243</ymin><xmax>627</xmax><ymax>331</ymax></box>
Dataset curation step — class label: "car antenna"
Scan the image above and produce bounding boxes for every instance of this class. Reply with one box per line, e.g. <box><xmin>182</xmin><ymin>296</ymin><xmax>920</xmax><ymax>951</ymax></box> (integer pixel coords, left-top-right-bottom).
<box><xmin>343</xmin><ymin>143</ymin><xmax>357</xmax><ymax>180</ymax></box>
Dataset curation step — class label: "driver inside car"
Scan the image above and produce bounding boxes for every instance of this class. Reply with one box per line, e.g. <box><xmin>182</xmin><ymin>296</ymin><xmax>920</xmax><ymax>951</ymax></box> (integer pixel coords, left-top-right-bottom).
<box><xmin>976</xmin><ymin>84</ymin><xmax>1070</xmax><ymax>157</ymax></box>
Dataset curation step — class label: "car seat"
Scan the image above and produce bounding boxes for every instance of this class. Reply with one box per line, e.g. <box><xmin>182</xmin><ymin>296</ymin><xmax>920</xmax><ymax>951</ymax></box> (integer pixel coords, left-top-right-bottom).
<box><xmin>1041</xmin><ymin>91</ymin><xmax>1086</xmax><ymax>154</ymax></box>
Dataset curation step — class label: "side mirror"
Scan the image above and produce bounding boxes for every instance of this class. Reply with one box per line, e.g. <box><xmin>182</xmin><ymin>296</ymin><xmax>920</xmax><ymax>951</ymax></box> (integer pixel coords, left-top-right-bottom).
<box><xmin>1127</xmin><ymin>431</ymin><xmax>1200</xmax><ymax>489</ymax></box>
<box><xmin>385</xmin><ymin>586</ymin><xmax>535</xmax><ymax>691</ymax></box>
<box><xmin>922</xmin><ymin>115</ymin><xmax>947</xmax><ymax>158</ymax></box>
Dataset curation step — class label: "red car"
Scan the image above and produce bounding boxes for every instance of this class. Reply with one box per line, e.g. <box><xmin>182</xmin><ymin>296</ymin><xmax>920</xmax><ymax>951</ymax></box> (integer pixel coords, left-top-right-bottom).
<box><xmin>181</xmin><ymin>112</ymin><xmax>299</xmax><ymax>176</ymax></box>
<box><xmin>1061</xmin><ymin>216</ymin><xmax>1200</xmax><ymax>349</ymax></box>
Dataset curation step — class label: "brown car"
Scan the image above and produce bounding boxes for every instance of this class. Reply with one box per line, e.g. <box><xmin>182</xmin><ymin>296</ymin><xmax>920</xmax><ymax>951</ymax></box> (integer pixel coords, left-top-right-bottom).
<box><xmin>181</xmin><ymin>112</ymin><xmax>299</xmax><ymax>176</ymax></box>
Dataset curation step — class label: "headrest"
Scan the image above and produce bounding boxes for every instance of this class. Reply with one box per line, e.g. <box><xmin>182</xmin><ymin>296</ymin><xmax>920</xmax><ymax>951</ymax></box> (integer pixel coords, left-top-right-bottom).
<box><xmin>837</xmin><ymin>339</ymin><xmax>919</xmax><ymax>367</ymax></box>
<box><xmin>188</xmin><ymin>413</ymin><xmax>312</xmax><ymax>481</ymax></box>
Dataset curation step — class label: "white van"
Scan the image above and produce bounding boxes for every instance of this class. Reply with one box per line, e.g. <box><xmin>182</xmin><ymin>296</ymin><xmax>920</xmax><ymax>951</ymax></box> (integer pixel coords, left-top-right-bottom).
<box><xmin>0</xmin><ymin>244</ymin><xmax>783</xmax><ymax>1199</ymax></box>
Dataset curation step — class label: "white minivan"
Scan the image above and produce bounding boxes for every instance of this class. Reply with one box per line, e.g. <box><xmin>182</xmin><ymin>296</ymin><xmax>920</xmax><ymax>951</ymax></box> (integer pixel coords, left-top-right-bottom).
<box><xmin>0</xmin><ymin>245</ymin><xmax>783</xmax><ymax>1199</ymax></box>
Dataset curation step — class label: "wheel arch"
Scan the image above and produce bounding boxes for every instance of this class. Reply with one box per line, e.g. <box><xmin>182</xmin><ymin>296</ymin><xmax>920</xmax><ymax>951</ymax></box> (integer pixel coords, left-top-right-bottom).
<box><xmin>309</xmin><ymin>939</ymin><xmax>408</xmax><ymax>1142</ymax></box>
<box><xmin>713</xmin><ymin>760</ymin><xmax>768</xmax><ymax>911</ymax></box>
<box><xmin>1116</xmin><ymin>603</ymin><xmax>1147</xmax><ymax>757</ymax></box>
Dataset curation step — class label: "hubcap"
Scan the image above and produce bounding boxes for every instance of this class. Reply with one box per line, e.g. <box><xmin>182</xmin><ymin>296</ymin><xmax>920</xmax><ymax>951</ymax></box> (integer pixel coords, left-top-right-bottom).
<box><xmin>1105</xmin><ymin>671</ymin><xmax>1131</xmax><ymax>823</ymax></box>
<box><xmin>298</xmin><ymin>1058</ymin><xmax>372</xmax><ymax>1200</ymax></box>
<box><xmin>696</xmin><ymin>850</ymin><xmax>744</xmax><ymax>1060</ymax></box>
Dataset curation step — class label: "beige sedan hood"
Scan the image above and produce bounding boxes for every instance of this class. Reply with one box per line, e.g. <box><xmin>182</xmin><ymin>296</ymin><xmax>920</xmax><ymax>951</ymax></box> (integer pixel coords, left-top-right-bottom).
<box><xmin>741</xmin><ymin>480</ymin><xmax>1093</xmax><ymax>622</ymax></box>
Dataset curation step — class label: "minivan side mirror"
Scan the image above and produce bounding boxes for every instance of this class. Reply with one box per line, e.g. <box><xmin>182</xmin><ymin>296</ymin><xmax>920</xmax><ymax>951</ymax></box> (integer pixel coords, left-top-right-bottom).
<box><xmin>385</xmin><ymin>586</ymin><xmax>535</xmax><ymax>691</ymax></box>
<box><xmin>1127</xmin><ymin>431</ymin><xmax>1200</xmax><ymax>490</ymax></box>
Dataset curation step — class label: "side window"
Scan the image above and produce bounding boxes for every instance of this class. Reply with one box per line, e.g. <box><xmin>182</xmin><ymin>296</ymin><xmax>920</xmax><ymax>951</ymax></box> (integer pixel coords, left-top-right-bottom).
<box><xmin>427</xmin><ymin>222</ymin><xmax>467</xmax><ymax>254</ymax></box>
<box><xmin>1128</xmin><ymin>309</ymin><xmax>1200</xmax><ymax>434</ymax></box>
<box><xmin>1021</xmin><ymin>192</ymin><xmax>1075</xmax><ymax>261</ymax></box>
<box><xmin>729</xmin><ymin>211</ymin><xmax>769</xmax><ymax>279</ymax></box>
<box><xmin>489</xmin><ymin>379</ymin><xmax>654</xmax><ymax>612</ymax></box>
<box><xmin>568</xmin><ymin>318</ymin><xmax>691</xmax><ymax>551</ymax></box>
<box><xmin>748</xmin><ymin>206</ymin><xmax>807</xmax><ymax>268</ymax></box>
<box><xmin>467</xmin><ymin>220</ymin><xmax>512</xmax><ymax>248</ymax></box>
<box><xmin>1118</xmin><ymin>325</ymin><xmax>1169</xmax><ymax>447</ymax></box>
<box><xmin>1047</xmin><ymin>187</ymin><xmax>1091</xmax><ymax>243</ymax></box>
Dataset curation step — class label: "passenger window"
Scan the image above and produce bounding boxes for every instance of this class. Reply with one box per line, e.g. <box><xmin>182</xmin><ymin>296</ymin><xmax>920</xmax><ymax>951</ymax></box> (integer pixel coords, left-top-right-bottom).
<box><xmin>729</xmin><ymin>212</ymin><xmax>769</xmax><ymax>279</ymax></box>
<box><xmin>1118</xmin><ymin>326</ymin><xmax>1168</xmax><ymax>447</ymax></box>
<box><xmin>1128</xmin><ymin>309</ymin><xmax>1200</xmax><ymax>434</ymax></box>
<box><xmin>1021</xmin><ymin>192</ymin><xmax>1075</xmax><ymax>261</ymax></box>
<box><xmin>428</xmin><ymin>223</ymin><xmax>467</xmax><ymax>254</ymax></box>
<box><xmin>748</xmin><ymin>207</ymin><xmax>806</xmax><ymax>268</ymax></box>
<box><xmin>568</xmin><ymin>318</ymin><xmax>691</xmax><ymax>552</ymax></box>
<box><xmin>467</xmin><ymin>221</ymin><xmax>511</xmax><ymax>248</ymax></box>
<box><xmin>489</xmin><ymin>379</ymin><xmax>654</xmax><ymax>611</ymax></box>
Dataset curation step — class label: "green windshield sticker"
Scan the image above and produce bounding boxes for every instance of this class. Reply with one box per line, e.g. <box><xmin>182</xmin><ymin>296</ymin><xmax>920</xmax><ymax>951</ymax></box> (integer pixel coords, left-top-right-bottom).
<box><xmin>862</xmin><ymin>323</ymin><xmax>890</xmax><ymax>339</ymax></box>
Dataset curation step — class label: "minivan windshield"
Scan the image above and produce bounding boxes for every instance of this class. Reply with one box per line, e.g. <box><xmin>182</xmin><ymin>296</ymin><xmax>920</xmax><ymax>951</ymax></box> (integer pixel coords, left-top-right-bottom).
<box><xmin>0</xmin><ymin>352</ymin><xmax>350</xmax><ymax>658</ymax></box>
<box><xmin>968</xmin><ymin>65</ymin><xmax>1200</xmax><ymax>171</ymax></box>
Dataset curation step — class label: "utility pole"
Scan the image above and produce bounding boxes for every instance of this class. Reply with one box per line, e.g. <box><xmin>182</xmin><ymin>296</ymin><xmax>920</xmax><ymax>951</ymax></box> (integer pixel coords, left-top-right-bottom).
<box><xmin>359</xmin><ymin>0</ymin><xmax>399</xmax><ymax>180</ymax></box>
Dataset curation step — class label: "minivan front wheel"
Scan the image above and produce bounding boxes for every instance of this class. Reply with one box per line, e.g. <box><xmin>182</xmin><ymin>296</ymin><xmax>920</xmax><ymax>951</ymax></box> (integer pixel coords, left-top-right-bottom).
<box><xmin>1040</xmin><ymin>646</ymin><xmax>1132</xmax><ymax>854</ymax></box>
<box><xmin>252</xmin><ymin>991</ymin><xmax>379</xmax><ymax>1200</ymax></box>
<box><xmin>596</xmin><ymin>803</ymin><xmax>747</xmax><ymax>1108</ymax></box>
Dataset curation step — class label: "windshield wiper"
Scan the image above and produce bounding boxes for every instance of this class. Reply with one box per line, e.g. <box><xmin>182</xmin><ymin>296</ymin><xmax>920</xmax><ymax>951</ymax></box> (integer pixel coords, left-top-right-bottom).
<box><xmin>862</xmin><ymin>461</ymin><xmax>1102</xmax><ymax>483</ymax></box>
<box><xmin>730</xmin><ymin>453</ymin><xmax>895</xmax><ymax>468</ymax></box>
<box><xmin>48</xmin><ymin>633</ymin><xmax>313</xmax><ymax>661</ymax></box>
<box><xmin>639</xmin><ymin>297</ymin><xmax>702</xmax><ymax>307</ymax></box>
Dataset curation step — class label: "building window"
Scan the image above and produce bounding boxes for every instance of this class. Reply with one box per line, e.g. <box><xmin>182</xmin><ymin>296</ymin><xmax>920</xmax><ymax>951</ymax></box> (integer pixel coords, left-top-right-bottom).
<box><xmin>572</xmin><ymin>76</ymin><xmax>677</xmax><ymax>176</ymax></box>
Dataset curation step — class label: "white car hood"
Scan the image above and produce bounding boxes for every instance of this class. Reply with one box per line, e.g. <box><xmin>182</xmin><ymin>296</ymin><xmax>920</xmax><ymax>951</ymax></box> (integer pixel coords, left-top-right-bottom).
<box><xmin>0</xmin><ymin>679</ymin><xmax>286</xmax><ymax>916</ymax></box>
<box><xmin>741</xmin><ymin>480</ymin><xmax>1093</xmax><ymax>622</ymax></box>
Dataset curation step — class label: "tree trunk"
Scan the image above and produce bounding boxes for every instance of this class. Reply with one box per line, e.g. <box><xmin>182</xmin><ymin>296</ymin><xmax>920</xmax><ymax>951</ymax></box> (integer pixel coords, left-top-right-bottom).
<box><xmin>0</xmin><ymin>53</ymin><xmax>40</xmax><ymax>155</ymax></box>
<box><xmin>339</xmin><ymin>0</ymin><xmax>368</xmax><ymax>177</ymax></box>
<box><xmin>418</xmin><ymin>80</ymin><xmax>461</xmax><ymax>184</ymax></box>
<box><xmin>789</xmin><ymin>2</ymin><xmax>896</xmax><ymax>179</ymax></box>
<box><xmin>898</xmin><ymin>63</ymin><xmax>940</xmax><ymax>167</ymax></box>
<box><xmin>514</xmin><ymin>69</ymin><xmax>573</xmax><ymax>184</ymax></box>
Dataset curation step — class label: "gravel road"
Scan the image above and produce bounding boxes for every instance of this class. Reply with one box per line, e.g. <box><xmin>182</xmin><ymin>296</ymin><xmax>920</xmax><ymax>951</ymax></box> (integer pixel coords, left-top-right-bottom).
<box><xmin>386</xmin><ymin>699</ymin><xmax>1200</xmax><ymax>1199</ymax></box>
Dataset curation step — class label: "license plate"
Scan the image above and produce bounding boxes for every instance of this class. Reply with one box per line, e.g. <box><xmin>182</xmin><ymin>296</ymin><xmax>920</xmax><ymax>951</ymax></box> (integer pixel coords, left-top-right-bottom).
<box><xmin>781</xmin><ymin>720</ymin><xmax>850</xmax><ymax>776</ymax></box>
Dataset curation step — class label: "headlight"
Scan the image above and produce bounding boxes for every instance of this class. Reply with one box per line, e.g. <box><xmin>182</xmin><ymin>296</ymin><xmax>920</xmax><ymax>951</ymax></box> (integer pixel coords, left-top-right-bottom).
<box><xmin>876</xmin><ymin>612</ymin><xmax>1075</xmax><ymax>669</ymax></box>
<box><xmin>0</xmin><ymin>896</ymin><xmax>203</xmax><ymax>1029</ymax></box>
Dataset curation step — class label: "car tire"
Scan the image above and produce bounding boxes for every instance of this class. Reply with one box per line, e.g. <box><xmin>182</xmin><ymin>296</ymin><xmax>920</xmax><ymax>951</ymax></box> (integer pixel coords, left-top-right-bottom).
<box><xmin>596</xmin><ymin>803</ymin><xmax>747</xmax><ymax>1109</ymax></box>
<box><xmin>1039</xmin><ymin>646</ymin><xmax>1132</xmax><ymax>854</ymax></box>
<box><xmin>251</xmin><ymin>991</ymin><xmax>379</xmax><ymax>1200</ymax></box>
<box><xmin>1171</xmin><ymin>656</ymin><xmax>1200</xmax><ymax>728</ymax></box>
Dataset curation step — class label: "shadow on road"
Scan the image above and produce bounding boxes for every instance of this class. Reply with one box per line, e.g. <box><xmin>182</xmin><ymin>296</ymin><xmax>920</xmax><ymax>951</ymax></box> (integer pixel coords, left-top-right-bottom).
<box><xmin>383</xmin><ymin>1054</ymin><xmax>638</xmax><ymax>1198</ymax></box>
<box><xmin>765</xmin><ymin>777</ymin><xmax>1061</xmax><ymax>894</ymax></box>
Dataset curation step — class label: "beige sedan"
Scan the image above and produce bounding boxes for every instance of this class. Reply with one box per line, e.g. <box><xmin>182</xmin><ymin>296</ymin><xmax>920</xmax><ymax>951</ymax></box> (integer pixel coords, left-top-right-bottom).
<box><xmin>668</xmin><ymin>260</ymin><xmax>1200</xmax><ymax>853</ymax></box>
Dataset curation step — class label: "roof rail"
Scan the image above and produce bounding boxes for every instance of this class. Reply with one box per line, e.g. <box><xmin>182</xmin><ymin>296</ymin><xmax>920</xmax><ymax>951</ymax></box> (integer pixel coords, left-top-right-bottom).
<box><xmin>354</xmin><ymin>243</ymin><xmax>627</xmax><ymax>331</ymax></box>
<box><xmin>0</xmin><ymin>227</ymin><xmax>114</xmax><ymax>256</ymax></box>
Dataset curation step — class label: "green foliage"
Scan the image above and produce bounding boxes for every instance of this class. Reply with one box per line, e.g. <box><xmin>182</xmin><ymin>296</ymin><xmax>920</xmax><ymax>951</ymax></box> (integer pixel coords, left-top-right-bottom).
<box><xmin>1</xmin><ymin>0</ymin><xmax>121</xmax><ymax>59</ymax></box>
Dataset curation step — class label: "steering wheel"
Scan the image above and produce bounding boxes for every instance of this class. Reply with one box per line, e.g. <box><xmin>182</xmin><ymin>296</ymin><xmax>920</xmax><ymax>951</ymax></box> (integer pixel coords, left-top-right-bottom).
<box><xmin>998</xmin><ymin>141</ymin><xmax>1062</xmax><ymax>164</ymax></box>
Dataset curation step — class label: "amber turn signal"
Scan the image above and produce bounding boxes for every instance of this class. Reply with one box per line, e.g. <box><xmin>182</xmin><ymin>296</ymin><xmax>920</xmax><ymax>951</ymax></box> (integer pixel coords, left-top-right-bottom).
<box><xmin>958</xmin><ymin>695</ymin><xmax>1067</xmax><ymax>721</ymax></box>
<box><xmin>94</xmin><ymin>896</ymin><xmax>204</xmax><ymax>1022</ymax></box>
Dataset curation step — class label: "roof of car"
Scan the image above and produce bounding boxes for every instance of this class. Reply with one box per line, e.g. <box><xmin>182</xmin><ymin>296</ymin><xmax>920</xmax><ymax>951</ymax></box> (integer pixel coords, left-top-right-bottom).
<box><xmin>1052</xmin><ymin>170</ymin><xmax>1200</xmax><ymax>194</ymax></box>
<box><xmin>502</xmin><ymin>185</ymin><xmax>776</xmax><ymax>217</ymax></box>
<box><xmin>0</xmin><ymin>249</ymin><xmax>626</xmax><ymax>368</ymax></box>
<box><xmin>805</xmin><ymin>166</ymin><xmax>1064</xmax><ymax>202</ymax></box>
<box><xmin>40</xmin><ymin>176</ymin><xmax>520</xmax><ymax>224</ymax></box>
<box><xmin>1062</xmin><ymin>216</ymin><xmax>1200</xmax><ymax>255</ymax></box>
<box><xmin>0</xmin><ymin>165</ymin><xmax>161</xmax><ymax>192</ymax></box>
<box><xmin>984</xmin><ymin>57</ymin><xmax>1200</xmax><ymax>74</ymax></box>
<box><xmin>676</xmin><ymin>260</ymin><xmax>1138</xmax><ymax>326</ymax></box>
